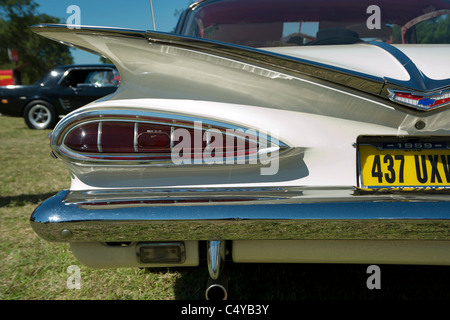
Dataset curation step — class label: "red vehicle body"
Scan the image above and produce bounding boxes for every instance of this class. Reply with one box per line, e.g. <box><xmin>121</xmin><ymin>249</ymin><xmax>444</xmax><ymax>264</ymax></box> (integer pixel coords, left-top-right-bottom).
<box><xmin>0</xmin><ymin>70</ymin><xmax>14</xmax><ymax>86</ymax></box>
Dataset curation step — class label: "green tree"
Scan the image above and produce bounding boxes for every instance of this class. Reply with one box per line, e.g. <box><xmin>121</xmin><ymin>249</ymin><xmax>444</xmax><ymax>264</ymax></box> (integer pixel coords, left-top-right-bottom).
<box><xmin>416</xmin><ymin>14</ymin><xmax>450</xmax><ymax>44</ymax></box>
<box><xmin>0</xmin><ymin>0</ymin><xmax>73</xmax><ymax>84</ymax></box>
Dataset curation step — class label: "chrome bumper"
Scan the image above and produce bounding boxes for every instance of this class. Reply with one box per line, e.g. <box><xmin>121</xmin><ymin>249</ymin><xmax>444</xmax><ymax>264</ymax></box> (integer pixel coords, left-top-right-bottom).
<box><xmin>30</xmin><ymin>187</ymin><xmax>450</xmax><ymax>242</ymax></box>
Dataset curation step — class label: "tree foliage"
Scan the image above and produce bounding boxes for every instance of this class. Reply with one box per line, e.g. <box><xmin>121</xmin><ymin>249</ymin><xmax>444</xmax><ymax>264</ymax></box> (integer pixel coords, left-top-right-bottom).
<box><xmin>416</xmin><ymin>14</ymin><xmax>450</xmax><ymax>44</ymax></box>
<box><xmin>0</xmin><ymin>0</ymin><xmax>73</xmax><ymax>84</ymax></box>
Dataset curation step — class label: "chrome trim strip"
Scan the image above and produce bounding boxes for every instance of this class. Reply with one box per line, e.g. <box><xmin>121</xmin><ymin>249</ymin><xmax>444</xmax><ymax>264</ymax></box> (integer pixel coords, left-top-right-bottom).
<box><xmin>133</xmin><ymin>122</ymin><xmax>139</xmax><ymax>153</ymax></box>
<box><xmin>64</xmin><ymin>186</ymin><xmax>305</xmax><ymax>204</ymax></box>
<box><xmin>170</xmin><ymin>126</ymin><xmax>175</xmax><ymax>151</ymax></box>
<box><xmin>30</xmin><ymin>188</ymin><xmax>450</xmax><ymax>242</ymax></box>
<box><xmin>97</xmin><ymin>121</ymin><xmax>102</xmax><ymax>153</ymax></box>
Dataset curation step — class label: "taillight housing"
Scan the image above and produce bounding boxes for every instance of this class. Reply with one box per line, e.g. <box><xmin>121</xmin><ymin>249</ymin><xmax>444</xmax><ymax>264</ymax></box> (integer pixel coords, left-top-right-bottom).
<box><xmin>51</xmin><ymin>108</ymin><xmax>288</xmax><ymax>165</ymax></box>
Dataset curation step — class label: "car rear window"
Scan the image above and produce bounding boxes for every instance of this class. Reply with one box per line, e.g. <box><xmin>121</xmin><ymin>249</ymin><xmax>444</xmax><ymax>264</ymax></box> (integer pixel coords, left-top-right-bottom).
<box><xmin>60</xmin><ymin>69</ymin><xmax>118</xmax><ymax>87</ymax></box>
<box><xmin>180</xmin><ymin>0</ymin><xmax>450</xmax><ymax>46</ymax></box>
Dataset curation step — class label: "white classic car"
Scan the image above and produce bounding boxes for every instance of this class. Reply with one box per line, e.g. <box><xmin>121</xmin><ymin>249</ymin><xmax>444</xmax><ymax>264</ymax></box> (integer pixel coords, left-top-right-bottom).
<box><xmin>31</xmin><ymin>0</ymin><xmax>450</xmax><ymax>299</ymax></box>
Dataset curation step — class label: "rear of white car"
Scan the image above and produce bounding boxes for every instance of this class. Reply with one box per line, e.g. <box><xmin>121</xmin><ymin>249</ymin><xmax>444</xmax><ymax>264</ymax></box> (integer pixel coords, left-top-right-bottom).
<box><xmin>30</xmin><ymin>0</ymin><xmax>450</xmax><ymax>299</ymax></box>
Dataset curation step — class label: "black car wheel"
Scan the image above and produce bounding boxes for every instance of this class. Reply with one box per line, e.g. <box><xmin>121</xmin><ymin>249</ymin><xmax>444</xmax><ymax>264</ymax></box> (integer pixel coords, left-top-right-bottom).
<box><xmin>24</xmin><ymin>100</ymin><xmax>58</xmax><ymax>130</ymax></box>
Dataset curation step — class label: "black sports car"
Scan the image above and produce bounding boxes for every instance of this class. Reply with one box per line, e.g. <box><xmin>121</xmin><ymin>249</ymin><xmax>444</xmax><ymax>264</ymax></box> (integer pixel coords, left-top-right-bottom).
<box><xmin>0</xmin><ymin>64</ymin><xmax>119</xmax><ymax>129</ymax></box>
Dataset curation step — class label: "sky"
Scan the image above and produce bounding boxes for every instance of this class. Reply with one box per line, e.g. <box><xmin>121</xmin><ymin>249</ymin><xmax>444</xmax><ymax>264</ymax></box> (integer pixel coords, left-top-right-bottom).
<box><xmin>34</xmin><ymin>0</ymin><xmax>194</xmax><ymax>64</ymax></box>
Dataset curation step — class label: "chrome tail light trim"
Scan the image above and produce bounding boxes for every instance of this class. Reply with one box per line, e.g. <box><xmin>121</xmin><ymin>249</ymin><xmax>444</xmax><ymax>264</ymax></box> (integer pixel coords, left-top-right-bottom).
<box><xmin>50</xmin><ymin>107</ymin><xmax>291</xmax><ymax>166</ymax></box>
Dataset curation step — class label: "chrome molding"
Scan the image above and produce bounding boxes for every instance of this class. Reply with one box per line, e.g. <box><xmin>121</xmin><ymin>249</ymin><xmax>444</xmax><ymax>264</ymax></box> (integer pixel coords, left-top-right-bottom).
<box><xmin>63</xmin><ymin>186</ymin><xmax>305</xmax><ymax>205</ymax></box>
<box><xmin>133</xmin><ymin>122</ymin><xmax>139</xmax><ymax>153</ymax></box>
<box><xmin>30</xmin><ymin>187</ymin><xmax>450</xmax><ymax>242</ymax></box>
<box><xmin>97</xmin><ymin>121</ymin><xmax>103</xmax><ymax>153</ymax></box>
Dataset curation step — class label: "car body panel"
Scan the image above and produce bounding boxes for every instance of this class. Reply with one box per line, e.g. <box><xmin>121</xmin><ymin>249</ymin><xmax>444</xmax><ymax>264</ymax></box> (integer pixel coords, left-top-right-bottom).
<box><xmin>30</xmin><ymin>25</ymin><xmax>450</xmax><ymax>191</ymax></box>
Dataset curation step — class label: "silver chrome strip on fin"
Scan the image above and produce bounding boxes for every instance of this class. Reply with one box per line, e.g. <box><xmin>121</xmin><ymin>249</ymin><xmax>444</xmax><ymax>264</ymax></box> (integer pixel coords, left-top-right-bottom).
<box><xmin>31</xmin><ymin>24</ymin><xmax>384</xmax><ymax>97</ymax></box>
<box><xmin>143</xmin><ymin>29</ymin><xmax>385</xmax><ymax>96</ymax></box>
<box><xmin>31</xmin><ymin>24</ymin><xmax>450</xmax><ymax>110</ymax></box>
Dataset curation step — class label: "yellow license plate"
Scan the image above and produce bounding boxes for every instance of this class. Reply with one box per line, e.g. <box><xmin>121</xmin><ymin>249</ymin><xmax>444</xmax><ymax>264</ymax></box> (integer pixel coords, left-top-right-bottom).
<box><xmin>358</xmin><ymin>143</ymin><xmax>450</xmax><ymax>189</ymax></box>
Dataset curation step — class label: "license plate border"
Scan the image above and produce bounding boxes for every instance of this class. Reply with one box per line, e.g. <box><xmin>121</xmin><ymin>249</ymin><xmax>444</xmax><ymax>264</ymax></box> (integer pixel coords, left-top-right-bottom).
<box><xmin>356</xmin><ymin>135</ymin><xmax>450</xmax><ymax>190</ymax></box>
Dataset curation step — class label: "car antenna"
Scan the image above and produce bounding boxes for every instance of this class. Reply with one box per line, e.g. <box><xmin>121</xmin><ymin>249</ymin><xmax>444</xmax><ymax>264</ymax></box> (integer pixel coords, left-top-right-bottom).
<box><xmin>150</xmin><ymin>0</ymin><xmax>157</xmax><ymax>31</ymax></box>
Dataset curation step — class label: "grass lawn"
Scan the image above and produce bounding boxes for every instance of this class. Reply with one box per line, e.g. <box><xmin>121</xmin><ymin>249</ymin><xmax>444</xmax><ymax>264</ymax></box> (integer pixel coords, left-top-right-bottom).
<box><xmin>1</xmin><ymin>115</ymin><xmax>449</xmax><ymax>300</ymax></box>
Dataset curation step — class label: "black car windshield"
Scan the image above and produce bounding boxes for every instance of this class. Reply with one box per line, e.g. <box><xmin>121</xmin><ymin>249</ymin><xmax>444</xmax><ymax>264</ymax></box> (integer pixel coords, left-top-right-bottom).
<box><xmin>180</xmin><ymin>0</ymin><xmax>450</xmax><ymax>47</ymax></box>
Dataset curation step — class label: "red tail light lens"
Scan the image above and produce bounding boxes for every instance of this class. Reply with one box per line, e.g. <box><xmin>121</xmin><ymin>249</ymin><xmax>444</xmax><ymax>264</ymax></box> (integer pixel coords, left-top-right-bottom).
<box><xmin>101</xmin><ymin>122</ymin><xmax>135</xmax><ymax>153</ymax></box>
<box><xmin>136</xmin><ymin>123</ymin><xmax>171</xmax><ymax>152</ymax></box>
<box><xmin>62</xmin><ymin>118</ymin><xmax>265</xmax><ymax>163</ymax></box>
<box><xmin>64</xmin><ymin>121</ymin><xmax>173</xmax><ymax>157</ymax></box>
<box><xmin>64</xmin><ymin>122</ymin><xmax>99</xmax><ymax>152</ymax></box>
